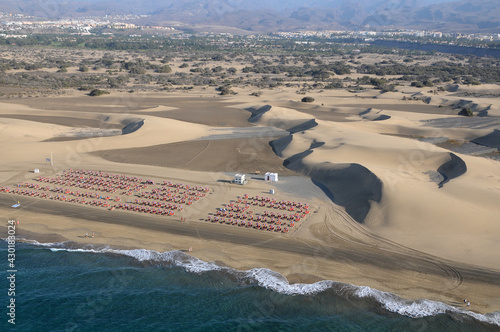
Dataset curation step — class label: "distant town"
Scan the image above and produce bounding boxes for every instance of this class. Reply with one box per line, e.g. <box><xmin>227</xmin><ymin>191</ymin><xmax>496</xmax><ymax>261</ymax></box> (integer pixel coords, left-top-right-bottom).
<box><xmin>1</xmin><ymin>11</ymin><xmax>500</xmax><ymax>49</ymax></box>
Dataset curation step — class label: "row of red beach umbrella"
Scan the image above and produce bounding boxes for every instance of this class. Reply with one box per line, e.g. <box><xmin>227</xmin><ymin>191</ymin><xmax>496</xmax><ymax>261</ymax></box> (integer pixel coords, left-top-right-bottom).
<box><xmin>112</xmin><ymin>203</ymin><xmax>175</xmax><ymax>216</ymax></box>
<box><xmin>17</xmin><ymin>183</ymin><xmax>115</xmax><ymax>200</ymax></box>
<box><xmin>1</xmin><ymin>170</ymin><xmax>221</xmax><ymax>223</ymax></box>
<box><xmin>150</xmin><ymin>187</ymin><xmax>207</xmax><ymax>197</ymax></box>
<box><xmin>37</xmin><ymin>176</ymin><xmax>144</xmax><ymax>192</ymax></box>
<box><xmin>206</xmin><ymin>216</ymin><xmax>290</xmax><ymax>232</ymax></box>
<box><xmin>3</xmin><ymin>185</ymin><xmax>180</xmax><ymax>216</ymax></box>
<box><xmin>132</xmin><ymin>199</ymin><xmax>184</xmax><ymax>211</ymax></box>
<box><xmin>137</xmin><ymin>192</ymin><xmax>199</xmax><ymax>205</ymax></box>
<box><xmin>216</xmin><ymin>210</ymin><xmax>301</xmax><ymax>223</ymax></box>
<box><xmin>241</xmin><ymin>194</ymin><xmax>309</xmax><ymax>209</ymax></box>
<box><xmin>161</xmin><ymin>181</ymin><xmax>210</xmax><ymax>192</ymax></box>
<box><xmin>65</xmin><ymin>169</ymin><xmax>143</xmax><ymax>183</ymax></box>
<box><xmin>229</xmin><ymin>200</ymin><xmax>309</xmax><ymax>214</ymax></box>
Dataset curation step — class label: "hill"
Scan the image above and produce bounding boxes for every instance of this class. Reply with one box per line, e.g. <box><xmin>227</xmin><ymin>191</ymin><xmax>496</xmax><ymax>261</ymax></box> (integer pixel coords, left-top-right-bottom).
<box><xmin>2</xmin><ymin>0</ymin><xmax>500</xmax><ymax>33</ymax></box>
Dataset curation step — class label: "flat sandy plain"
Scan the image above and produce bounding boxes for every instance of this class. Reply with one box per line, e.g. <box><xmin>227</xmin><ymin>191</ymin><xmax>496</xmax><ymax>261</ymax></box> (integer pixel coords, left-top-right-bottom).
<box><xmin>1</xmin><ymin>83</ymin><xmax>499</xmax><ymax>314</ymax></box>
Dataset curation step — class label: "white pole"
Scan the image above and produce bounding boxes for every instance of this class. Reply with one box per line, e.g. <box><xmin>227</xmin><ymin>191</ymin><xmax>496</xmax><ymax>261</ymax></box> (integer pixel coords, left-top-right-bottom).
<box><xmin>50</xmin><ymin>151</ymin><xmax>53</xmax><ymax>166</ymax></box>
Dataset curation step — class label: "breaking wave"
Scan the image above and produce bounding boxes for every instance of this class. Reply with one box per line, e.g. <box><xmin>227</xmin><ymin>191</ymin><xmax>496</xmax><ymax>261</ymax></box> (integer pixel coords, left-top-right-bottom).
<box><xmin>22</xmin><ymin>240</ymin><xmax>500</xmax><ymax>327</ymax></box>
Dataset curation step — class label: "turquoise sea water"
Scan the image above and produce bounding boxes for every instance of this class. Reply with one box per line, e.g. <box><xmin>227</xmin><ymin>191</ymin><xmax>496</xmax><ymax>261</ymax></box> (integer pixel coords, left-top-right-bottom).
<box><xmin>2</xmin><ymin>242</ymin><xmax>499</xmax><ymax>331</ymax></box>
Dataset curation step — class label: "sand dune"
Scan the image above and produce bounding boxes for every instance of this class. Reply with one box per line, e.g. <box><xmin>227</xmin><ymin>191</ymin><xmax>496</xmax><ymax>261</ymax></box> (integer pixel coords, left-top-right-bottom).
<box><xmin>472</xmin><ymin>129</ymin><xmax>500</xmax><ymax>149</ymax></box>
<box><xmin>286</xmin><ymin>157</ymin><xmax>383</xmax><ymax>223</ymax></box>
<box><xmin>437</xmin><ymin>153</ymin><xmax>467</xmax><ymax>188</ymax></box>
<box><xmin>0</xmin><ymin>112</ymin><xmax>212</xmax><ymax>168</ymax></box>
<box><xmin>242</xmin><ymin>101</ymin><xmax>499</xmax><ymax>269</ymax></box>
<box><xmin>252</xmin><ymin>104</ymin><xmax>316</xmax><ymax>128</ymax></box>
<box><xmin>0</xmin><ymin>117</ymin><xmax>74</xmax><ymax>142</ymax></box>
<box><xmin>0</xmin><ymin>114</ymin><xmax>124</xmax><ymax>130</ymax></box>
<box><xmin>356</xmin><ymin>108</ymin><xmax>391</xmax><ymax>121</ymax></box>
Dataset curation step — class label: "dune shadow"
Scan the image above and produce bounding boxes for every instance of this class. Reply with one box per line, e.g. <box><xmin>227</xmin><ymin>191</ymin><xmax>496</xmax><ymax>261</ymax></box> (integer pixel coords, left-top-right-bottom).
<box><xmin>122</xmin><ymin>119</ymin><xmax>144</xmax><ymax>135</ymax></box>
<box><xmin>269</xmin><ymin>135</ymin><xmax>293</xmax><ymax>157</ymax></box>
<box><xmin>283</xmin><ymin>150</ymin><xmax>382</xmax><ymax>223</ymax></box>
<box><xmin>247</xmin><ymin>105</ymin><xmax>272</xmax><ymax>123</ymax></box>
<box><xmin>287</xmin><ymin>119</ymin><xmax>318</xmax><ymax>134</ymax></box>
<box><xmin>437</xmin><ymin>153</ymin><xmax>467</xmax><ymax>188</ymax></box>
<box><xmin>472</xmin><ymin>129</ymin><xmax>500</xmax><ymax>149</ymax></box>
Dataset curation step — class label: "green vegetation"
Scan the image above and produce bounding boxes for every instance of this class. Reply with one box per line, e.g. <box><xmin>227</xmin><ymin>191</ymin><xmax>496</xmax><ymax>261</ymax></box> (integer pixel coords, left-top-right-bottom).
<box><xmin>156</xmin><ymin>65</ymin><xmax>172</xmax><ymax>73</ymax></box>
<box><xmin>458</xmin><ymin>107</ymin><xmax>474</xmax><ymax>116</ymax></box>
<box><xmin>89</xmin><ymin>89</ymin><xmax>110</xmax><ymax>96</ymax></box>
<box><xmin>411</xmin><ymin>79</ymin><xmax>434</xmax><ymax>88</ymax></box>
<box><xmin>217</xmin><ymin>85</ymin><xmax>236</xmax><ymax>95</ymax></box>
<box><xmin>0</xmin><ymin>32</ymin><xmax>499</xmax><ymax>97</ymax></box>
<box><xmin>357</xmin><ymin>76</ymin><xmax>395</xmax><ymax>91</ymax></box>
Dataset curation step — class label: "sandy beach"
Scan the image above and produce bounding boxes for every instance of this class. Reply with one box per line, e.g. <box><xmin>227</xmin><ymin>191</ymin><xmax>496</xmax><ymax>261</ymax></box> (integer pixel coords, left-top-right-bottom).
<box><xmin>1</xmin><ymin>85</ymin><xmax>500</xmax><ymax>315</ymax></box>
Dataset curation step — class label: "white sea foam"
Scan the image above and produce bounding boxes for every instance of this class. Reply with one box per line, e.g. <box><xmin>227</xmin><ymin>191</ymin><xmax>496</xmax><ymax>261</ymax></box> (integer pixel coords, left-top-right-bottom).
<box><xmin>4</xmin><ymin>238</ymin><xmax>66</xmax><ymax>248</ymax></box>
<box><xmin>353</xmin><ymin>285</ymin><xmax>500</xmax><ymax>326</ymax></box>
<box><xmin>50</xmin><ymin>247</ymin><xmax>103</xmax><ymax>253</ymax></box>
<box><xmin>48</xmin><ymin>247</ymin><xmax>218</xmax><ymax>273</ymax></box>
<box><xmin>248</xmin><ymin>267</ymin><xmax>334</xmax><ymax>295</ymax></box>
<box><xmin>25</xmin><ymin>241</ymin><xmax>500</xmax><ymax>327</ymax></box>
<box><xmin>110</xmin><ymin>248</ymin><xmax>222</xmax><ymax>273</ymax></box>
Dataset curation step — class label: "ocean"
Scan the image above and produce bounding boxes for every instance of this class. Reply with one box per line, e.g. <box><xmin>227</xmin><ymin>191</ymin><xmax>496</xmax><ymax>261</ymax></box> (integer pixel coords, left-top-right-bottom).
<box><xmin>2</xmin><ymin>241</ymin><xmax>499</xmax><ymax>331</ymax></box>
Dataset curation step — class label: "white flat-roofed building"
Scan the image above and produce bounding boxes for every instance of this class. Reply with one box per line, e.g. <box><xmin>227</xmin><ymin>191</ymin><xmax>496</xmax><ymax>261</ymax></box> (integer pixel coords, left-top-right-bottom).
<box><xmin>234</xmin><ymin>173</ymin><xmax>246</xmax><ymax>185</ymax></box>
<box><xmin>265</xmin><ymin>172</ymin><xmax>278</xmax><ymax>182</ymax></box>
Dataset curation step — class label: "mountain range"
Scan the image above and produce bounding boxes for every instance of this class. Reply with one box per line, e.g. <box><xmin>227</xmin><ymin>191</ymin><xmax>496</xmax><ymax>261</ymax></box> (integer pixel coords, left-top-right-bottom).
<box><xmin>3</xmin><ymin>0</ymin><xmax>500</xmax><ymax>33</ymax></box>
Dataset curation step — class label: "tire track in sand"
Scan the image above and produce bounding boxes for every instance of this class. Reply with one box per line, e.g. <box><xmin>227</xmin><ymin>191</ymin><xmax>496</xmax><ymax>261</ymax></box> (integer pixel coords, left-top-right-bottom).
<box><xmin>316</xmin><ymin>204</ymin><xmax>463</xmax><ymax>290</ymax></box>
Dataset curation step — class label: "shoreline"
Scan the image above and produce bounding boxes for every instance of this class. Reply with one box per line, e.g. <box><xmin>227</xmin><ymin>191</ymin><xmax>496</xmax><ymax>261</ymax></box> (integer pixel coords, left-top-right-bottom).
<box><xmin>3</xmin><ymin>192</ymin><xmax>500</xmax><ymax>315</ymax></box>
<box><xmin>8</xmin><ymin>226</ymin><xmax>500</xmax><ymax>320</ymax></box>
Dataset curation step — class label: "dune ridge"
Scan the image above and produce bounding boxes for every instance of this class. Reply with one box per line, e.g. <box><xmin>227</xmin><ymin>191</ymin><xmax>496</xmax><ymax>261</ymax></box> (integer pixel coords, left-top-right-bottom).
<box><xmin>285</xmin><ymin>156</ymin><xmax>383</xmax><ymax>223</ymax></box>
<box><xmin>239</xmin><ymin>97</ymin><xmax>499</xmax><ymax>270</ymax></box>
<box><xmin>358</xmin><ymin>108</ymin><xmax>392</xmax><ymax>121</ymax></box>
<box><xmin>260</xmin><ymin>105</ymin><xmax>383</xmax><ymax>223</ymax></box>
<box><xmin>253</xmin><ymin>102</ymin><xmax>482</xmax><ymax>228</ymax></box>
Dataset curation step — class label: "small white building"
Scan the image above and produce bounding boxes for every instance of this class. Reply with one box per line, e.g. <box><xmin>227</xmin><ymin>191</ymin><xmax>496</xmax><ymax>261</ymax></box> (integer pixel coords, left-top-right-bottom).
<box><xmin>265</xmin><ymin>172</ymin><xmax>278</xmax><ymax>182</ymax></box>
<box><xmin>234</xmin><ymin>173</ymin><xmax>246</xmax><ymax>185</ymax></box>
<box><xmin>34</xmin><ymin>168</ymin><xmax>40</xmax><ymax>173</ymax></box>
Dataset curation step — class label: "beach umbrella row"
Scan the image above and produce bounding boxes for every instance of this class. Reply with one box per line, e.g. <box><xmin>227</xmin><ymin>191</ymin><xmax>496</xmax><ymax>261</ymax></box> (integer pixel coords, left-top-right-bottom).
<box><xmin>241</xmin><ymin>195</ymin><xmax>309</xmax><ymax>209</ymax></box>
<box><xmin>65</xmin><ymin>169</ymin><xmax>143</xmax><ymax>183</ymax></box>
<box><xmin>161</xmin><ymin>181</ymin><xmax>210</xmax><ymax>192</ymax></box>
<box><xmin>132</xmin><ymin>199</ymin><xmax>184</xmax><ymax>210</ymax></box>
<box><xmin>206</xmin><ymin>216</ymin><xmax>290</xmax><ymax>233</ymax></box>
<box><xmin>113</xmin><ymin>203</ymin><xmax>175</xmax><ymax>216</ymax></box>
<box><xmin>214</xmin><ymin>212</ymin><xmax>298</xmax><ymax>225</ymax></box>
